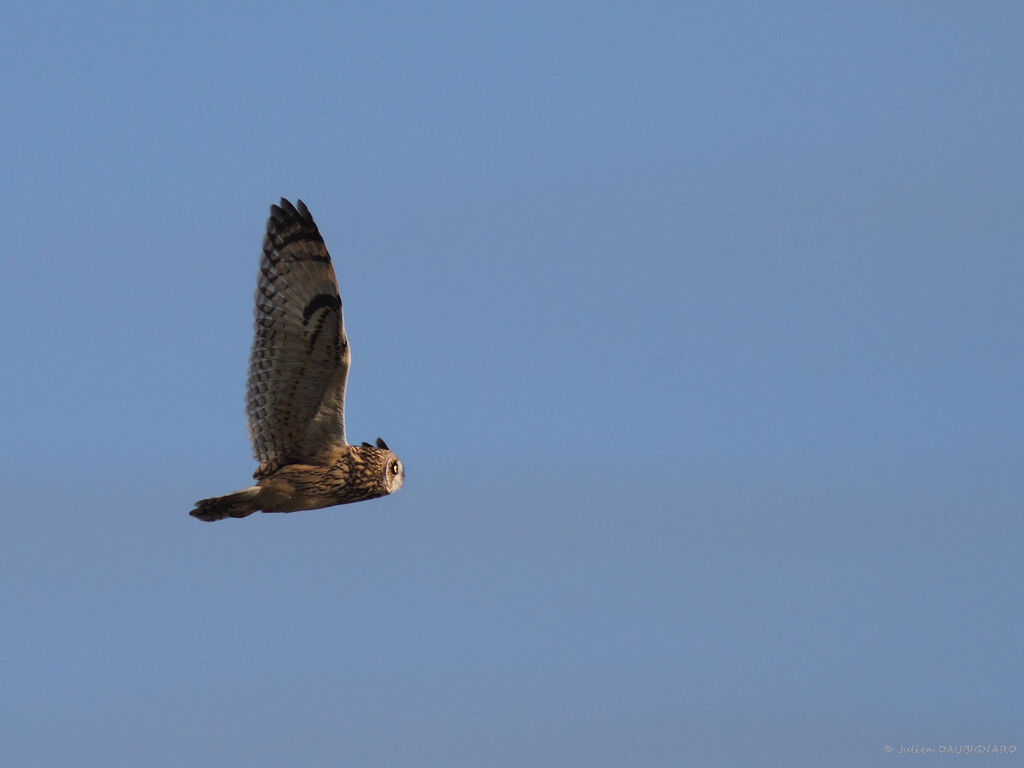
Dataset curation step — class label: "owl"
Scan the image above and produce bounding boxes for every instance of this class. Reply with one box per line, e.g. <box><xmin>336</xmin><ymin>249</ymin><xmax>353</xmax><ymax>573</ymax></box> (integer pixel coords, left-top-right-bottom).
<box><xmin>191</xmin><ymin>199</ymin><xmax>404</xmax><ymax>522</ymax></box>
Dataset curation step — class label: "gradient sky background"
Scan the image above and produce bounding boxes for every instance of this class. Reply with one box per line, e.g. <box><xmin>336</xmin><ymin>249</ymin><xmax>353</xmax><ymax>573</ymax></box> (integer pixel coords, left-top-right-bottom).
<box><xmin>2</xmin><ymin>2</ymin><xmax>1022</xmax><ymax>766</ymax></box>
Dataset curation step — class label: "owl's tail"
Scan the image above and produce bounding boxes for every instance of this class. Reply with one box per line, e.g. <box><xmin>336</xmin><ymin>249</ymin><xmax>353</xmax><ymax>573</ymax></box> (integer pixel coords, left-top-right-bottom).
<box><xmin>190</xmin><ymin>486</ymin><xmax>261</xmax><ymax>522</ymax></box>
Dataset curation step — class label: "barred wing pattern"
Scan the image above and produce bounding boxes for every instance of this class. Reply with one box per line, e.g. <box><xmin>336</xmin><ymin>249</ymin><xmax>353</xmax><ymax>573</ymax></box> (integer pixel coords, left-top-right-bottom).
<box><xmin>245</xmin><ymin>199</ymin><xmax>350</xmax><ymax>478</ymax></box>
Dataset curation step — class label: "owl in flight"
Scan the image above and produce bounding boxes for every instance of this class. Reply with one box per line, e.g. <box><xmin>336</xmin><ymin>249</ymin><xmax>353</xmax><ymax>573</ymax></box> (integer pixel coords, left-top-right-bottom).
<box><xmin>191</xmin><ymin>199</ymin><xmax>404</xmax><ymax>522</ymax></box>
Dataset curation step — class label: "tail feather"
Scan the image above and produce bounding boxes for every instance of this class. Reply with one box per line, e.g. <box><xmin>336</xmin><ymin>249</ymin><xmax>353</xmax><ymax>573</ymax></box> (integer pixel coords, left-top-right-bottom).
<box><xmin>190</xmin><ymin>486</ymin><xmax>261</xmax><ymax>522</ymax></box>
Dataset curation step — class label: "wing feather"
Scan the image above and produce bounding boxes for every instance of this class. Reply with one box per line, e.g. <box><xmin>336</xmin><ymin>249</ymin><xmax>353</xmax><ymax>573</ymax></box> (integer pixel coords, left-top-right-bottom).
<box><xmin>245</xmin><ymin>199</ymin><xmax>350</xmax><ymax>477</ymax></box>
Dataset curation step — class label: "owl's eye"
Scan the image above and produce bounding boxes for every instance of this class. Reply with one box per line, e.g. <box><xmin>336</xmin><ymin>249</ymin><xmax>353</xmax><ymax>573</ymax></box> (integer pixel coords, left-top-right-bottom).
<box><xmin>390</xmin><ymin>461</ymin><xmax>400</xmax><ymax>475</ymax></box>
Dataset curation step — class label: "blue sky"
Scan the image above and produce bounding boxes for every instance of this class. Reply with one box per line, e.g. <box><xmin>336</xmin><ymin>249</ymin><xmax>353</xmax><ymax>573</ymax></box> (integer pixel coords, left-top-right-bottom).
<box><xmin>2</xmin><ymin>2</ymin><xmax>1022</xmax><ymax>766</ymax></box>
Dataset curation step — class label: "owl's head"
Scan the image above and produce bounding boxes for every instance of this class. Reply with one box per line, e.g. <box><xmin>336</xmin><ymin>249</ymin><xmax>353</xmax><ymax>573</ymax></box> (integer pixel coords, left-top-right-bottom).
<box><xmin>360</xmin><ymin>437</ymin><xmax>404</xmax><ymax>495</ymax></box>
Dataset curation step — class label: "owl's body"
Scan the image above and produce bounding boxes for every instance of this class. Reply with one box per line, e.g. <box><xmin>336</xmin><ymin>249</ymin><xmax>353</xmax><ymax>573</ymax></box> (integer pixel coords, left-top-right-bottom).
<box><xmin>191</xmin><ymin>199</ymin><xmax>403</xmax><ymax>522</ymax></box>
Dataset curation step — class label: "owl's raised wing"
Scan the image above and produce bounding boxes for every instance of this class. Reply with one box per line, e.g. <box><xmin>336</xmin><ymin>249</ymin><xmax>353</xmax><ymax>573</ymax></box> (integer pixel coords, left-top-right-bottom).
<box><xmin>245</xmin><ymin>199</ymin><xmax>350</xmax><ymax>478</ymax></box>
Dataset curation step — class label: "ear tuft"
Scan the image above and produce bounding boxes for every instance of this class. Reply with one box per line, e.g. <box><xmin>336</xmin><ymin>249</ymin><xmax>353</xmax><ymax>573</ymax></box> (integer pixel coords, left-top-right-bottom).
<box><xmin>375</xmin><ymin>437</ymin><xmax>389</xmax><ymax>450</ymax></box>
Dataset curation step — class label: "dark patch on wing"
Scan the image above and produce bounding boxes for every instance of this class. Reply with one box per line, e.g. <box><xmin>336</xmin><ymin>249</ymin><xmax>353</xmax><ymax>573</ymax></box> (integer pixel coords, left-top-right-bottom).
<box><xmin>302</xmin><ymin>293</ymin><xmax>342</xmax><ymax>326</ymax></box>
